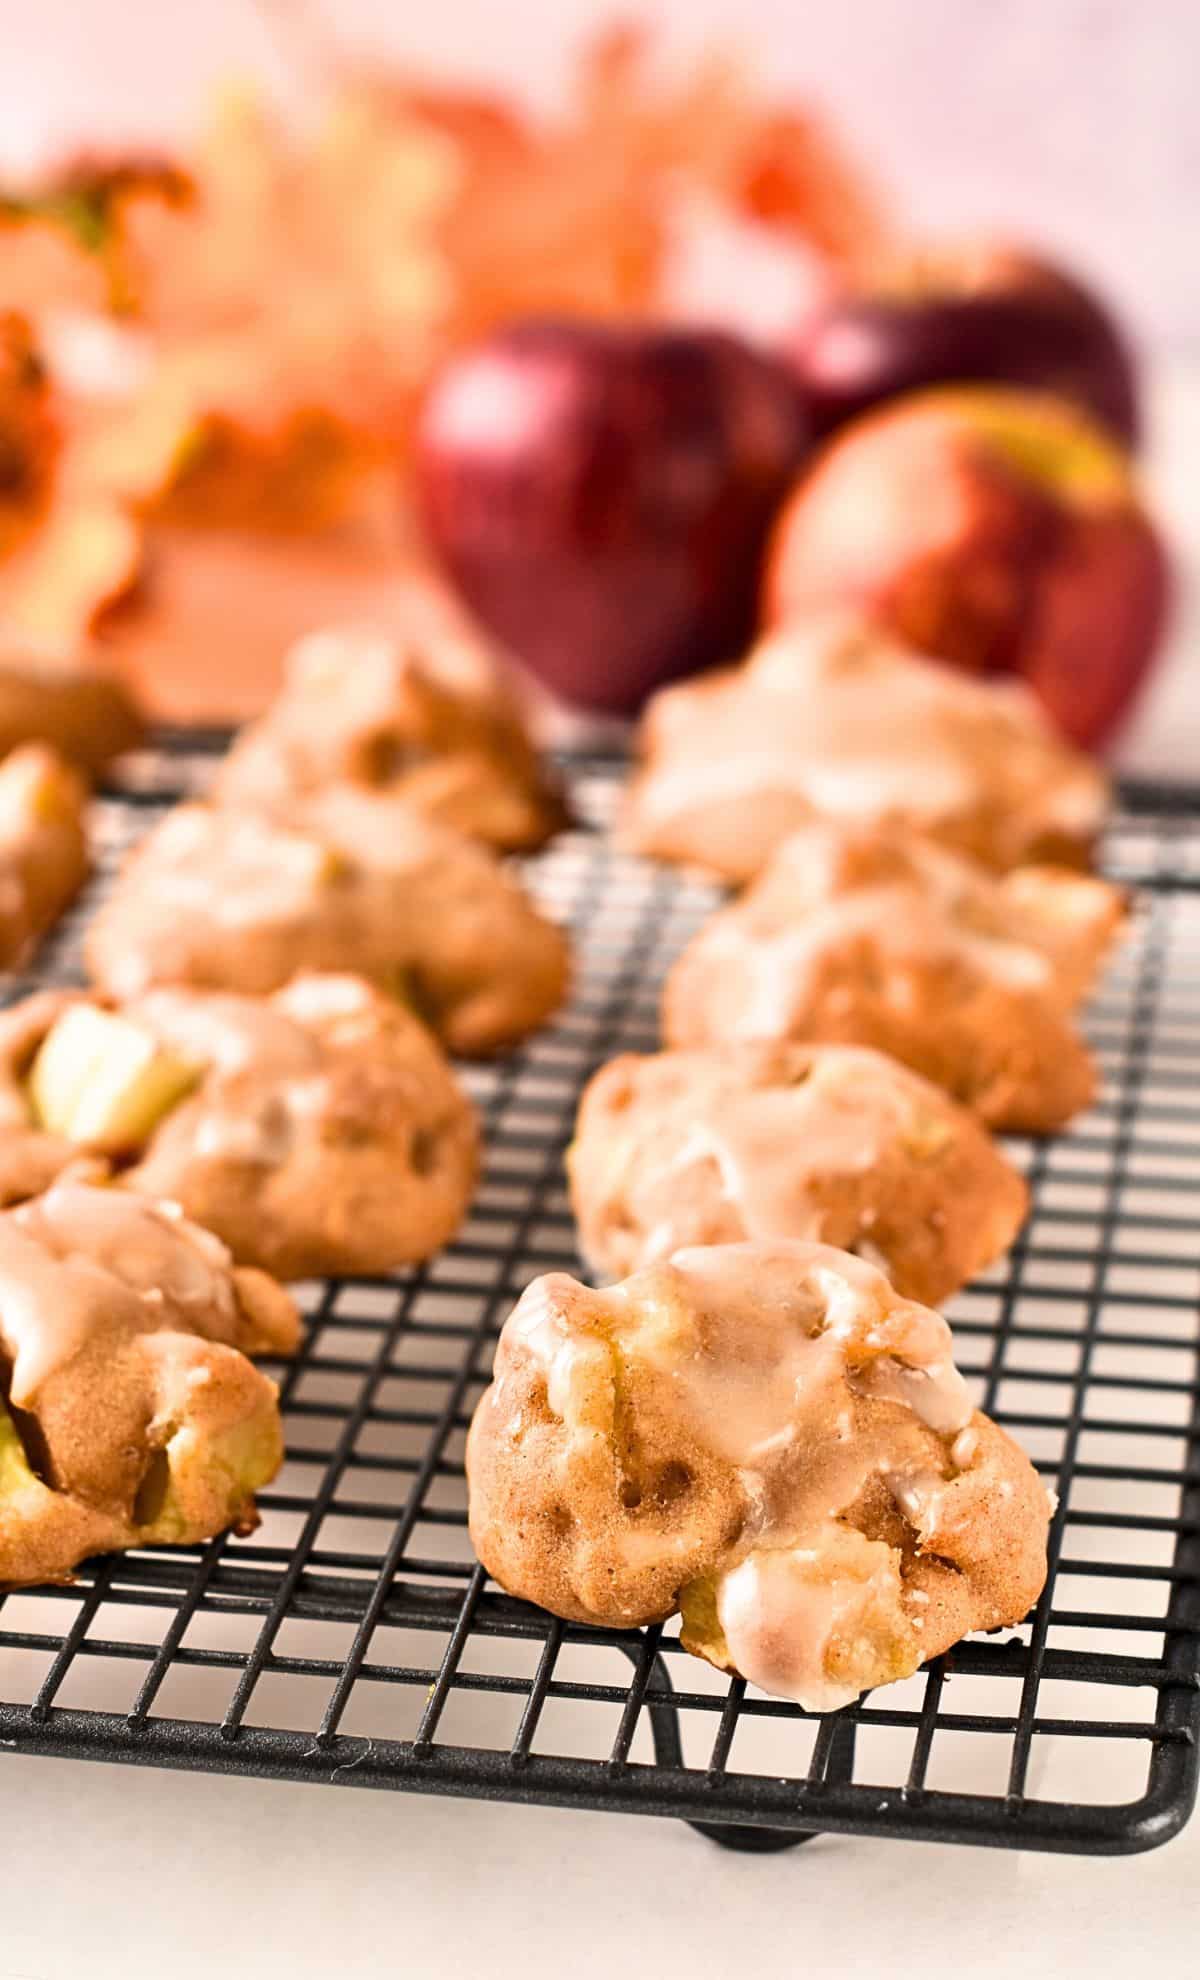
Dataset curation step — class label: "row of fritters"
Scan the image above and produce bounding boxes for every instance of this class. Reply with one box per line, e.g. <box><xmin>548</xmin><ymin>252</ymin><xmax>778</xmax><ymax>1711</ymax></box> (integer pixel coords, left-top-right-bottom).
<box><xmin>0</xmin><ymin>648</ymin><xmax>149</xmax><ymax>970</ymax></box>
<box><xmin>466</xmin><ymin>609</ymin><xmax>1128</xmax><ymax>1713</ymax></box>
<box><xmin>0</xmin><ymin>614</ymin><xmax>576</xmax><ymax>1595</ymax></box>
<box><xmin>0</xmin><ymin>603</ymin><xmax>1122</xmax><ymax>1293</ymax></box>
<box><xmin>0</xmin><ymin>605</ymin><xmax>1120</xmax><ymax>1718</ymax></box>
<box><xmin>0</xmin><ymin>623</ymin><xmax>574</xmax><ymax>1292</ymax></box>
<box><xmin>0</xmin><ymin>1167</ymin><xmax>1053</xmax><ymax>1717</ymax></box>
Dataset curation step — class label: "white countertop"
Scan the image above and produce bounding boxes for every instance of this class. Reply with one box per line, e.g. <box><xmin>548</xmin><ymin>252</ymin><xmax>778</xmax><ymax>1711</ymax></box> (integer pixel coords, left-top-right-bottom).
<box><xmin>4</xmin><ymin>1748</ymin><xmax>1199</xmax><ymax>1980</ymax></box>
<box><xmin>1113</xmin><ymin>359</ymin><xmax>1200</xmax><ymax>781</ymax></box>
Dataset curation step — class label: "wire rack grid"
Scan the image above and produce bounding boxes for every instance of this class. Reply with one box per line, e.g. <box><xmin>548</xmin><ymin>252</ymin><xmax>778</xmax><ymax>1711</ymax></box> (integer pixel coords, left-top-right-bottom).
<box><xmin>0</xmin><ymin>741</ymin><xmax>1197</xmax><ymax>1857</ymax></box>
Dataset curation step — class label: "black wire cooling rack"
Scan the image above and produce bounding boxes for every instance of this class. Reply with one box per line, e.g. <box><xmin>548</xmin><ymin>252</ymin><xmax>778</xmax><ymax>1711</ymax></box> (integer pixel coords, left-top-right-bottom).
<box><xmin>0</xmin><ymin>738</ymin><xmax>1198</xmax><ymax>1858</ymax></box>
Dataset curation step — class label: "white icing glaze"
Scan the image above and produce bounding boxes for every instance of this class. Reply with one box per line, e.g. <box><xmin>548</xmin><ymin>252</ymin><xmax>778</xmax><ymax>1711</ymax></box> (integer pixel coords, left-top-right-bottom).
<box><xmin>141</xmin><ymin>809</ymin><xmax>336</xmax><ymax>929</ymax></box>
<box><xmin>508</xmin><ymin>1275</ymin><xmax>616</xmax><ymax>1457</ymax></box>
<box><xmin>613</xmin><ymin>1047</ymin><xmax>953</xmax><ymax>1267</ymax></box>
<box><xmin>636</xmin><ymin>614</ymin><xmax>1106</xmax><ymax>848</ymax></box>
<box><xmin>274</xmin><ymin>975</ymin><xmax>374</xmax><ymax>1024</ymax></box>
<box><xmin>190</xmin><ymin>1106</ymin><xmax>293</xmax><ymax>1166</ymax></box>
<box><xmin>503</xmin><ymin>1240</ymin><xmax>998</xmax><ymax>1711</ymax></box>
<box><xmin>130</xmin><ymin>990</ymin><xmax>322</xmax><ymax>1078</ymax></box>
<box><xmin>0</xmin><ymin>1182</ymin><xmax>236</xmax><ymax>1398</ymax></box>
<box><xmin>17</xmin><ymin>1182</ymin><xmax>235</xmax><ymax>1297</ymax></box>
<box><xmin>683</xmin><ymin>1093</ymin><xmax>874</xmax><ymax>1228</ymax></box>
<box><xmin>715</xmin><ymin>1532</ymin><xmax>900</xmax><ymax>1712</ymax></box>
<box><xmin>637</xmin><ymin>747</ymin><xmax>971</xmax><ymax>839</ymax></box>
<box><xmin>853</xmin><ymin>1353</ymin><xmax>972</xmax><ymax>1439</ymax></box>
<box><xmin>126</xmin><ymin>984</ymin><xmax>385</xmax><ymax>1168</ymax></box>
<box><xmin>286</xmin><ymin>627</ymin><xmax>408</xmax><ymax>708</ymax></box>
<box><xmin>951</xmin><ymin>1425</ymin><xmax>980</xmax><ymax>1469</ymax></box>
<box><xmin>704</xmin><ymin>844</ymin><xmax>1057</xmax><ymax>1043</ymax></box>
<box><xmin>0</xmin><ymin>1217</ymin><xmax>101</xmax><ymax>1399</ymax></box>
<box><xmin>886</xmin><ymin>1463</ymin><xmax>958</xmax><ymax>1540</ymax></box>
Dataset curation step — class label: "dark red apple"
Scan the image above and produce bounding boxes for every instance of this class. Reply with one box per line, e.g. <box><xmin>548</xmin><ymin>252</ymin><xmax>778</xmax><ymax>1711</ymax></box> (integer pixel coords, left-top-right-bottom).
<box><xmin>763</xmin><ymin>384</ymin><xmax>1169</xmax><ymax>748</ymax></box>
<box><xmin>788</xmin><ymin>241</ymin><xmax>1140</xmax><ymax>446</ymax></box>
<box><xmin>415</xmin><ymin>320</ymin><xmax>810</xmax><ymax>713</ymax></box>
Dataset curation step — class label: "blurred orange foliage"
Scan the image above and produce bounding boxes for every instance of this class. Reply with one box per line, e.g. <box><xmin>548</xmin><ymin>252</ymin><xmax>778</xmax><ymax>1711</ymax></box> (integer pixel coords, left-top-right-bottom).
<box><xmin>0</xmin><ymin>26</ymin><xmax>885</xmax><ymax>669</ymax></box>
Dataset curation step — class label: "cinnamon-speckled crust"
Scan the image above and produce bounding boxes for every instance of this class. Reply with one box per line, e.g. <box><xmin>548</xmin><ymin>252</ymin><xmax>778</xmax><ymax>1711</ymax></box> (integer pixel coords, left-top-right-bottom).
<box><xmin>84</xmin><ymin>791</ymin><xmax>570</xmax><ymax>1056</ymax></box>
<box><xmin>212</xmin><ymin>626</ymin><xmax>566</xmax><ymax>852</ymax></box>
<box><xmin>467</xmin><ymin>1244</ymin><xmax>1050</xmax><ymax>1709</ymax></box>
<box><xmin>0</xmin><ymin>977</ymin><xmax>479</xmax><ymax>1279</ymax></box>
<box><xmin>622</xmin><ymin>611</ymin><xmax>1109</xmax><ymax>881</ymax></box>
<box><xmin>569</xmin><ymin>1042</ymin><xmax>1028</xmax><ymax>1304</ymax></box>
<box><xmin>0</xmin><ymin>650</ymin><xmax>143</xmax><ymax>773</ymax></box>
<box><xmin>0</xmin><ymin>745</ymin><xmax>89</xmax><ymax>968</ymax></box>
<box><xmin>663</xmin><ymin>821</ymin><xmax>1124</xmax><ymax>1134</ymax></box>
<box><xmin>0</xmin><ymin>1181</ymin><xmax>300</xmax><ymax>1589</ymax></box>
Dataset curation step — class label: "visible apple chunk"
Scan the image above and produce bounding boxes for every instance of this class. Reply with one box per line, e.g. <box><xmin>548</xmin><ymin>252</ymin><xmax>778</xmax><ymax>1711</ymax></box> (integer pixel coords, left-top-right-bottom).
<box><xmin>28</xmin><ymin>1003</ymin><xmax>202</xmax><ymax>1153</ymax></box>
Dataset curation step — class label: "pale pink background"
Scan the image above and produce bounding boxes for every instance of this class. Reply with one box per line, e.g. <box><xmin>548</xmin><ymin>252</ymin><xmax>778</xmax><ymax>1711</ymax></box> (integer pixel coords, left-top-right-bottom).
<box><xmin>2</xmin><ymin>0</ymin><xmax>1197</xmax><ymax>771</ymax></box>
<box><xmin>1</xmin><ymin>0</ymin><xmax>1194</xmax><ymax>347</ymax></box>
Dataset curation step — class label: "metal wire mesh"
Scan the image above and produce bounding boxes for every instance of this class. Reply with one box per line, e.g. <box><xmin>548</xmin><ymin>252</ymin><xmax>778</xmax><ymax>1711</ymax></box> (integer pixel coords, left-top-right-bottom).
<box><xmin>0</xmin><ymin>740</ymin><xmax>1197</xmax><ymax>1855</ymax></box>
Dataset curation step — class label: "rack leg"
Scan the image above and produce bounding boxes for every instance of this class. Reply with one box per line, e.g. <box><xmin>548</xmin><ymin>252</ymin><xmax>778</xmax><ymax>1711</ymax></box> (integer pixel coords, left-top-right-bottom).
<box><xmin>634</xmin><ymin>1645</ymin><xmax>853</xmax><ymax>1853</ymax></box>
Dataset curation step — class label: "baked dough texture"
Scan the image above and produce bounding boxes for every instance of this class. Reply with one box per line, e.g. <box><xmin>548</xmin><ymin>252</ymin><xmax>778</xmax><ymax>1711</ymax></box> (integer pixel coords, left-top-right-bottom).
<box><xmin>212</xmin><ymin>624</ymin><xmax>565</xmax><ymax>852</ymax></box>
<box><xmin>0</xmin><ymin>975</ymin><xmax>479</xmax><ymax>1279</ymax></box>
<box><xmin>622</xmin><ymin>610</ymin><xmax>1109</xmax><ymax>881</ymax></box>
<box><xmin>85</xmin><ymin>791</ymin><xmax>570</xmax><ymax>1056</ymax></box>
<box><xmin>664</xmin><ymin>820</ymin><xmax>1124</xmax><ymax>1133</ymax></box>
<box><xmin>0</xmin><ymin>744</ymin><xmax>89</xmax><ymax>968</ymax></box>
<box><xmin>0</xmin><ymin>1181</ymin><xmax>300</xmax><ymax>1588</ymax></box>
<box><xmin>467</xmin><ymin>1241</ymin><xmax>1050</xmax><ymax>1710</ymax></box>
<box><xmin>0</xmin><ymin>647</ymin><xmax>143</xmax><ymax>774</ymax></box>
<box><xmin>569</xmin><ymin>1041</ymin><xmax>1028</xmax><ymax>1304</ymax></box>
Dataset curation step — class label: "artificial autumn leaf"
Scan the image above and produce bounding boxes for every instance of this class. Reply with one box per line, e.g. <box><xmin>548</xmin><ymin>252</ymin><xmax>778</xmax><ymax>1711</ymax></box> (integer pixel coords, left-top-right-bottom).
<box><xmin>0</xmin><ymin>313</ymin><xmax>61</xmax><ymax>560</ymax></box>
<box><xmin>0</xmin><ymin>212</ymin><xmax>108</xmax><ymax>321</ymax></box>
<box><xmin>0</xmin><ymin>493</ymin><xmax>141</xmax><ymax>645</ymax></box>
<box><xmin>0</xmin><ymin>316</ymin><xmax>143</xmax><ymax>643</ymax></box>
<box><xmin>572</xmin><ymin>26</ymin><xmax>890</xmax><ymax>274</ymax></box>
<box><xmin>1</xmin><ymin>28</ymin><xmax>887</xmax><ymax>548</ymax></box>
<box><xmin>1</xmin><ymin>154</ymin><xmax>191</xmax><ymax>317</ymax></box>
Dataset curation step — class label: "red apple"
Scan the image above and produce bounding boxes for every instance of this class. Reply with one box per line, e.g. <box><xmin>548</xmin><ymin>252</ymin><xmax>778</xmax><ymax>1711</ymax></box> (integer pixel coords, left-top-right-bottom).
<box><xmin>788</xmin><ymin>241</ymin><xmax>1140</xmax><ymax>446</ymax></box>
<box><xmin>415</xmin><ymin>320</ymin><xmax>810</xmax><ymax>713</ymax></box>
<box><xmin>763</xmin><ymin>385</ymin><xmax>1169</xmax><ymax>748</ymax></box>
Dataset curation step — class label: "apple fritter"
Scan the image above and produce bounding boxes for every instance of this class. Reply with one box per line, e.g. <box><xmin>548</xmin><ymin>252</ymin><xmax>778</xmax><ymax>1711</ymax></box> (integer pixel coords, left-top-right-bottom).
<box><xmin>85</xmin><ymin>791</ymin><xmax>570</xmax><ymax>1057</ymax></box>
<box><xmin>623</xmin><ymin>611</ymin><xmax>1110</xmax><ymax>881</ymax></box>
<box><xmin>0</xmin><ymin>1181</ymin><xmax>299</xmax><ymax>1589</ymax></box>
<box><xmin>0</xmin><ymin>974</ymin><xmax>479</xmax><ymax>1280</ymax></box>
<box><xmin>663</xmin><ymin>819</ymin><xmax>1124</xmax><ymax>1134</ymax></box>
<box><xmin>570</xmin><ymin>1040</ymin><xmax>1028</xmax><ymax>1303</ymax></box>
<box><xmin>0</xmin><ymin>744</ymin><xmax>89</xmax><ymax>969</ymax></box>
<box><xmin>212</xmin><ymin>623</ymin><xmax>565</xmax><ymax>852</ymax></box>
<box><xmin>468</xmin><ymin>1242</ymin><xmax>1050</xmax><ymax>1710</ymax></box>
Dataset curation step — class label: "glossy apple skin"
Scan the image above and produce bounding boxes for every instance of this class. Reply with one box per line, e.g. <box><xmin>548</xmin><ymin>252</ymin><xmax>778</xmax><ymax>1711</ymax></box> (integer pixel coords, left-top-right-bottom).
<box><xmin>763</xmin><ymin>386</ymin><xmax>1169</xmax><ymax>748</ymax></box>
<box><xmin>789</xmin><ymin>248</ymin><xmax>1140</xmax><ymax>446</ymax></box>
<box><xmin>416</xmin><ymin>320</ymin><xmax>810</xmax><ymax>713</ymax></box>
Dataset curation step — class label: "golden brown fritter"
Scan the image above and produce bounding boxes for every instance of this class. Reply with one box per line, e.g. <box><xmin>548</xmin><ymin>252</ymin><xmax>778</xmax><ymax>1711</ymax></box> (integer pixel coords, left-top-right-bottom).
<box><xmin>85</xmin><ymin>790</ymin><xmax>570</xmax><ymax>1057</ymax></box>
<box><xmin>0</xmin><ymin>975</ymin><xmax>479</xmax><ymax>1279</ymax></box>
<box><xmin>0</xmin><ymin>744</ymin><xmax>89</xmax><ymax>968</ymax></box>
<box><xmin>570</xmin><ymin>1040</ymin><xmax>1028</xmax><ymax>1303</ymax></box>
<box><xmin>623</xmin><ymin>610</ymin><xmax>1109</xmax><ymax>881</ymax></box>
<box><xmin>663</xmin><ymin>820</ymin><xmax>1124</xmax><ymax>1133</ymax></box>
<box><xmin>468</xmin><ymin>1242</ymin><xmax>1050</xmax><ymax>1709</ymax></box>
<box><xmin>0</xmin><ymin>646</ymin><xmax>143</xmax><ymax>773</ymax></box>
<box><xmin>212</xmin><ymin>624</ymin><xmax>565</xmax><ymax>852</ymax></box>
<box><xmin>0</xmin><ymin>1180</ymin><xmax>299</xmax><ymax>1588</ymax></box>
